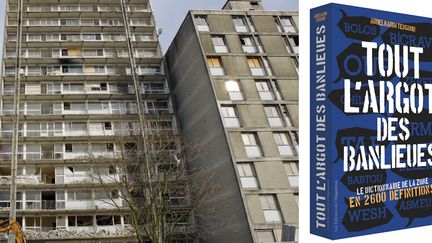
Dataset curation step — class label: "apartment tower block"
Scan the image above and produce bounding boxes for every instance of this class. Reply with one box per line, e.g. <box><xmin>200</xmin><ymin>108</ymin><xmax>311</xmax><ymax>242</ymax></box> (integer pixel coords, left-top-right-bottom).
<box><xmin>165</xmin><ymin>0</ymin><xmax>299</xmax><ymax>242</ymax></box>
<box><xmin>1</xmin><ymin>0</ymin><xmax>176</xmax><ymax>241</ymax></box>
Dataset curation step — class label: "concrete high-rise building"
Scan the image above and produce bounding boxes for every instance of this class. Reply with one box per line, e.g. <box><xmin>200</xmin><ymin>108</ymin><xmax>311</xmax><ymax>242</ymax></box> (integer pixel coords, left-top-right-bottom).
<box><xmin>165</xmin><ymin>0</ymin><xmax>299</xmax><ymax>242</ymax></box>
<box><xmin>1</xmin><ymin>0</ymin><xmax>180</xmax><ymax>241</ymax></box>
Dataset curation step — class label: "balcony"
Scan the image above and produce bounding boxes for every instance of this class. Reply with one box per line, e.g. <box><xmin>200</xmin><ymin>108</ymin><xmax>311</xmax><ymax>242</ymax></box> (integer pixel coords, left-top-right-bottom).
<box><xmin>7</xmin><ymin>5</ymin><xmax>134</xmax><ymax>13</ymax></box>
<box><xmin>0</xmin><ymin>175</ymin><xmax>40</xmax><ymax>185</ymax></box>
<box><xmin>63</xmin><ymin>174</ymin><xmax>118</xmax><ymax>185</ymax></box>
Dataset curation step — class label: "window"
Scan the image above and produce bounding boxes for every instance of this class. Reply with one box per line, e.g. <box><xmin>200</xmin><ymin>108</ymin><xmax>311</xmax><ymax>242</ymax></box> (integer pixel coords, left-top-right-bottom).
<box><xmin>68</xmin><ymin>190</ymin><xmax>92</xmax><ymax>201</ymax></box>
<box><xmin>62</xmin><ymin>65</ymin><xmax>83</xmax><ymax>74</ymax></box>
<box><xmin>291</xmin><ymin>131</ymin><xmax>299</xmax><ymax>151</ymax></box>
<box><xmin>65</xmin><ymin>144</ymin><xmax>73</xmax><ymax>153</ymax></box>
<box><xmin>241</xmin><ymin>133</ymin><xmax>262</xmax><ymax>157</ymax></box>
<box><xmin>246</xmin><ymin>16</ymin><xmax>256</xmax><ymax>32</ymax></box>
<box><xmin>68</xmin><ymin>216</ymin><xmax>93</xmax><ymax>227</ymax></box>
<box><xmin>237</xmin><ymin>163</ymin><xmax>259</xmax><ymax>189</ymax></box>
<box><xmin>264</xmin><ymin>106</ymin><xmax>284</xmax><ymax>127</ymax></box>
<box><xmin>240</xmin><ymin>35</ymin><xmax>263</xmax><ymax>53</ymax></box>
<box><xmin>225</xmin><ymin>80</ymin><xmax>244</xmax><ymax>100</ymax></box>
<box><xmin>139</xmin><ymin>65</ymin><xmax>162</xmax><ymax>75</ymax></box>
<box><xmin>260</xmin><ymin>195</ymin><xmax>282</xmax><ymax>222</ymax></box>
<box><xmin>221</xmin><ymin>105</ymin><xmax>240</xmax><ymax>128</ymax></box>
<box><xmin>247</xmin><ymin>57</ymin><xmax>266</xmax><ymax>76</ymax></box>
<box><xmin>104</xmin><ymin>122</ymin><xmax>112</xmax><ymax>130</ymax></box>
<box><xmin>61</xmin><ymin>48</ymin><xmax>81</xmax><ymax>57</ymax></box>
<box><xmin>90</xmin><ymin>83</ymin><xmax>108</xmax><ymax>91</ymax></box>
<box><xmin>64</xmin><ymin>102</ymin><xmax>71</xmax><ymax>110</ymax></box>
<box><xmin>240</xmin><ymin>36</ymin><xmax>255</xmax><ymax>53</ymax></box>
<box><xmin>143</xmin><ymin>82</ymin><xmax>165</xmax><ymax>94</ymax></box>
<box><xmin>195</xmin><ymin>15</ymin><xmax>209</xmax><ymax>32</ymax></box>
<box><xmin>275</xmin><ymin>16</ymin><xmax>296</xmax><ymax>33</ymax></box>
<box><xmin>88</xmin><ymin>65</ymin><xmax>106</xmax><ymax>74</ymax></box>
<box><xmin>256</xmin><ymin>230</ymin><xmax>276</xmax><ymax>243</ymax></box>
<box><xmin>262</xmin><ymin>57</ymin><xmax>273</xmax><ymax>76</ymax></box>
<box><xmin>292</xmin><ymin>56</ymin><xmax>299</xmax><ymax>73</ymax></box>
<box><xmin>233</xmin><ymin>16</ymin><xmax>248</xmax><ymax>32</ymax></box>
<box><xmin>106</xmin><ymin>143</ymin><xmax>114</xmax><ymax>152</ymax></box>
<box><xmin>256</xmin><ymin>80</ymin><xmax>281</xmax><ymax>100</ymax></box>
<box><xmin>211</xmin><ymin>35</ymin><xmax>229</xmax><ymax>53</ymax></box>
<box><xmin>28</xmin><ymin>34</ymin><xmax>42</xmax><ymax>41</ymax></box>
<box><xmin>84</xmin><ymin>49</ymin><xmax>104</xmax><ymax>57</ymax></box>
<box><xmin>82</xmin><ymin>34</ymin><xmax>101</xmax><ymax>41</ymax></box>
<box><xmin>284</xmin><ymin>161</ymin><xmax>299</xmax><ymax>187</ymax></box>
<box><xmin>207</xmin><ymin>57</ymin><xmax>224</xmax><ymax>76</ymax></box>
<box><xmin>284</xmin><ymin>36</ymin><xmax>299</xmax><ymax>54</ymax></box>
<box><xmin>96</xmin><ymin>215</ymin><xmax>121</xmax><ymax>226</ymax></box>
<box><xmin>273</xmin><ymin>132</ymin><xmax>296</xmax><ymax>156</ymax></box>
<box><xmin>26</xmin><ymin>191</ymin><xmax>42</xmax><ymax>209</ymax></box>
<box><xmin>61</xmin><ymin>19</ymin><xmax>79</xmax><ymax>26</ymax></box>
<box><xmin>146</xmin><ymin>100</ymin><xmax>169</xmax><ymax>114</ymax></box>
<box><xmin>88</xmin><ymin>102</ymin><xmax>109</xmax><ymax>111</ymax></box>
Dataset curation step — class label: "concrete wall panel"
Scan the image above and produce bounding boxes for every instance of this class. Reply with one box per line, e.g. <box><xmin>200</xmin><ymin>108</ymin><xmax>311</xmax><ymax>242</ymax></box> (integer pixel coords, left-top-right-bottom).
<box><xmin>261</xmin><ymin>35</ymin><xmax>288</xmax><ymax>55</ymax></box>
<box><xmin>222</xmin><ymin>56</ymin><xmax>250</xmax><ymax>76</ymax></box>
<box><xmin>251</xmin><ymin>15</ymin><xmax>279</xmax><ymax>32</ymax></box>
<box><xmin>278</xmin><ymin>193</ymin><xmax>299</xmax><ymax>224</ymax></box>
<box><xmin>208</xmin><ymin>14</ymin><xmax>236</xmax><ymax>32</ymax></box>
<box><xmin>255</xmin><ymin>161</ymin><xmax>290</xmax><ymax>189</ymax></box>
<box><xmin>287</xmin><ymin>104</ymin><xmax>299</xmax><ymax>127</ymax></box>
<box><xmin>278</xmin><ymin>79</ymin><xmax>298</xmax><ymax>101</ymax></box>
<box><xmin>258</xmin><ymin>132</ymin><xmax>279</xmax><ymax>157</ymax></box>
<box><xmin>238</xmin><ymin>104</ymin><xmax>268</xmax><ymax>128</ymax></box>
<box><xmin>200</xmin><ymin>34</ymin><xmax>215</xmax><ymax>54</ymax></box>
<box><xmin>268</xmin><ymin>57</ymin><xmax>297</xmax><ymax>77</ymax></box>
<box><xmin>246</xmin><ymin>194</ymin><xmax>266</xmax><ymax>224</ymax></box>
<box><xmin>240</xmin><ymin>79</ymin><xmax>260</xmax><ymax>101</ymax></box>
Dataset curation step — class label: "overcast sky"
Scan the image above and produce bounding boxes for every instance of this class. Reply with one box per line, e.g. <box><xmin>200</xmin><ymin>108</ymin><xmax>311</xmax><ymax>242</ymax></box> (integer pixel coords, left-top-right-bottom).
<box><xmin>0</xmin><ymin>0</ymin><xmax>298</xmax><ymax>56</ymax></box>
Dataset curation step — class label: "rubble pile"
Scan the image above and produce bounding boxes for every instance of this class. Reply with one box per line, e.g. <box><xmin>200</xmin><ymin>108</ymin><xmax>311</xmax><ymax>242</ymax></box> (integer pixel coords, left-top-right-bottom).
<box><xmin>0</xmin><ymin>226</ymin><xmax>135</xmax><ymax>240</ymax></box>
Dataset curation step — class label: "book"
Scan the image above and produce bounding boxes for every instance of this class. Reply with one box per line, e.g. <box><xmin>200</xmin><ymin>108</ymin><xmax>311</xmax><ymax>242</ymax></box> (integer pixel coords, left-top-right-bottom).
<box><xmin>310</xmin><ymin>3</ymin><xmax>432</xmax><ymax>239</ymax></box>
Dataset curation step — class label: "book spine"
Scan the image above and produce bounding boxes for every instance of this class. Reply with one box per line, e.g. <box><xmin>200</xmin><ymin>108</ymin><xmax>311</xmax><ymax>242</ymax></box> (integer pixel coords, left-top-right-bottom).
<box><xmin>310</xmin><ymin>4</ymin><xmax>332</xmax><ymax>239</ymax></box>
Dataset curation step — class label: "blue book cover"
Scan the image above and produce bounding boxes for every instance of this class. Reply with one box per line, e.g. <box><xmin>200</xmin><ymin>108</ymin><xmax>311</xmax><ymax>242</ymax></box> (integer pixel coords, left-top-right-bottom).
<box><xmin>311</xmin><ymin>3</ymin><xmax>432</xmax><ymax>239</ymax></box>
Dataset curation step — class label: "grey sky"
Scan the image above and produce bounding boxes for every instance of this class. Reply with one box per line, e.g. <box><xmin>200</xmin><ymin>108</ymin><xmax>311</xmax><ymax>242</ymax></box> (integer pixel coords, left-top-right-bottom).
<box><xmin>150</xmin><ymin>0</ymin><xmax>299</xmax><ymax>52</ymax></box>
<box><xmin>0</xmin><ymin>0</ymin><xmax>298</xmax><ymax>56</ymax></box>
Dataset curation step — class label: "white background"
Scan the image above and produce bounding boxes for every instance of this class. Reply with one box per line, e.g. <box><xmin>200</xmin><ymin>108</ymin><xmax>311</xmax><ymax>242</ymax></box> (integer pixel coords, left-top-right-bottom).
<box><xmin>299</xmin><ymin>0</ymin><xmax>432</xmax><ymax>242</ymax></box>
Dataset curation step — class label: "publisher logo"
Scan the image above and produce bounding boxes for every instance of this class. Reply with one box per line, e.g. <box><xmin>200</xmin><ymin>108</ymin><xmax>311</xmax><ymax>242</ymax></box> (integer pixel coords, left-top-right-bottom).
<box><xmin>315</xmin><ymin>11</ymin><xmax>328</xmax><ymax>22</ymax></box>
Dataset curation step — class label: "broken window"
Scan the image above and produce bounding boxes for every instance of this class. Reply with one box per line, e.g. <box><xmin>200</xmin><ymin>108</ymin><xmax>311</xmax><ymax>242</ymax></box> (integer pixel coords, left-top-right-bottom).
<box><xmin>106</xmin><ymin>143</ymin><xmax>114</xmax><ymax>152</ymax></box>
<box><xmin>104</xmin><ymin>122</ymin><xmax>112</xmax><ymax>130</ymax></box>
<box><xmin>65</xmin><ymin>144</ymin><xmax>73</xmax><ymax>153</ymax></box>
<box><xmin>96</xmin><ymin>215</ymin><xmax>121</xmax><ymax>226</ymax></box>
<box><xmin>68</xmin><ymin>216</ymin><xmax>93</xmax><ymax>226</ymax></box>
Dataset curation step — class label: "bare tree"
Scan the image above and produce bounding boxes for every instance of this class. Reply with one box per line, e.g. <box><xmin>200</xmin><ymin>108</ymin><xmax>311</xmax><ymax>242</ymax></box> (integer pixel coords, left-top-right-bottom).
<box><xmin>88</xmin><ymin>117</ymin><xmax>219</xmax><ymax>243</ymax></box>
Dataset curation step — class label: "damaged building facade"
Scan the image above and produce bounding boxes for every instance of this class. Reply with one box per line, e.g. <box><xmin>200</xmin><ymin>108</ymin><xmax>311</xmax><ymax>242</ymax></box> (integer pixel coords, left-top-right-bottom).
<box><xmin>1</xmin><ymin>0</ymin><xmax>179</xmax><ymax>241</ymax></box>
